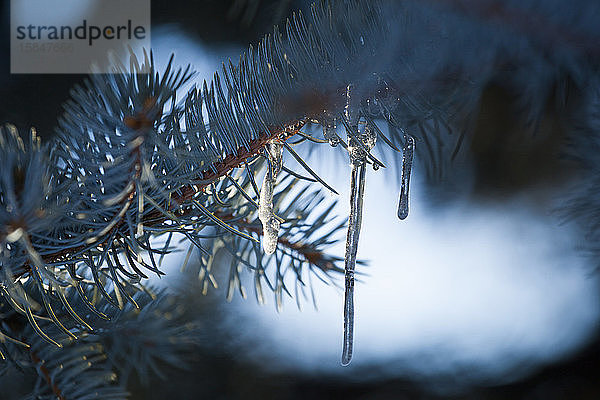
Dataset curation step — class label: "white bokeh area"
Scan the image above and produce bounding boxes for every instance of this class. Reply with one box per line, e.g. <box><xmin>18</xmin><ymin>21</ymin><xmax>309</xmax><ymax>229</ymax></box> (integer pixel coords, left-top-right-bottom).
<box><xmin>222</xmin><ymin>169</ymin><xmax>600</xmax><ymax>386</ymax></box>
<box><xmin>150</xmin><ymin>29</ymin><xmax>600</xmax><ymax>388</ymax></box>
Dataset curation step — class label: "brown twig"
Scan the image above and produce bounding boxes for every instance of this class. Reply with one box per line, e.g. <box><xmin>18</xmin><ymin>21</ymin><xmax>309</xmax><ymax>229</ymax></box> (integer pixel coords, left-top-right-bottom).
<box><xmin>13</xmin><ymin>118</ymin><xmax>308</xmax><ymax>279</ymax></box>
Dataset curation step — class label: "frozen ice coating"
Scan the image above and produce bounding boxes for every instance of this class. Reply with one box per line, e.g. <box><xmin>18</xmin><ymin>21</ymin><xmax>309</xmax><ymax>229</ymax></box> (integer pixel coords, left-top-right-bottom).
<box><xmin>259</xmin><ymin>142</ymin><xmax>283</xmax><ymax>255</ymax></box>
<box><xmin>344</xmin><ymin>84</ymin><xmax>360</xmax><ymax>127</ymax></box>
<box><xmin>361</xmin><ymin>122</ymin><xmax>377</xmax><ymax>152</ymax></box>
<box><xmin>266</xmin><ymin>141</ymin><xmax>283</xmax><ymax>177</ymax></box>
<box><xmin>398</xmin><ymin>134</ymin><xmax>415</xmax><ymax>220</ymax></box>
<box><xmin>261</xmin><ymin>214</ymin><xmax>281</xmax><ymax>255</ymax></box>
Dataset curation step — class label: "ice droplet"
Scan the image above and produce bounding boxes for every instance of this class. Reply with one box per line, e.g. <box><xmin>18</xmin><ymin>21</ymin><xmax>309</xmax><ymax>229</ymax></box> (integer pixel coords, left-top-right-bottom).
<box><xmin>323</xmin><ymin>122</ymin><xmax>340</xmax><ymax>147</ymax></box>
<box><xmin>259</xmin><ymin>142</ymin><xmax>283</xmax><ymax>255</ymax></box>
<box><xmin>397</xmin><ymin>134</ymin><xmax>415</xmax><ymax>220</ymax></box>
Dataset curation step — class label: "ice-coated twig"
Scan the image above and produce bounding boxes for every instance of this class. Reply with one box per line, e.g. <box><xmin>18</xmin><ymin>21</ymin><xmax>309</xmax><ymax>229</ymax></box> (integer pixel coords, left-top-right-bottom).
<box><xmin>258</xmin><ymin>141</ymin><xmax>283</xmax><ymax>254</ymax></box>
<box><xmin>397</xmin><ymin>134</ymin><xmax>415</xmax><ymax>220</ymax></box>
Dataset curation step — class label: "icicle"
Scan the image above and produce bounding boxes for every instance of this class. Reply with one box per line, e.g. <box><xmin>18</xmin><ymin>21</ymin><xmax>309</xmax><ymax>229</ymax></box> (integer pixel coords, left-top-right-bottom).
<box><xmin>397</xmin><ymin>134</ymin><xmax>415</xmax><ymax>220</ymax></box>
<box><xmin>258</xmin><ymin>141</ymin><xmax>283</xmax><ymax>255</ymax></box>
<box><xmin>341</xmin><ymin>83</ymin><xmax>371</xmax><ymax>366</ymax></box>
<box><xmin>342</xmin><ymin>158</ymin><xmax>365</xmax><ymax>366</ymax></box>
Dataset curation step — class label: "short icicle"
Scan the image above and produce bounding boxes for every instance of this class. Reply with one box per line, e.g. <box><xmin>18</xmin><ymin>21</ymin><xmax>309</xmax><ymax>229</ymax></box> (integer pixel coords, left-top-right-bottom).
<box><xmin>258</xmin><ymin>141</ymin><xmax>283</xmax><ymax>255</ymax></box>
<box><xmin>397</xmin><ymin>134</ymin><xmax>415</xmax><ymax>220</ymax></box>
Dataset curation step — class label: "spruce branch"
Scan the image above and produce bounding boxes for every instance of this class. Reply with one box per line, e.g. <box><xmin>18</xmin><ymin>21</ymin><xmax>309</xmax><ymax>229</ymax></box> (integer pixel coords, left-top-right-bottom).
<box><xmin>3</xmin><ymin>0</ymin><xmax>600</xmax><ymax>394</ymax></box>
<box><xmin>0</xmin><ymin>283</ymin><xmax>202</xmax><ymax>399</ymax></box>
<box><xmin>3</xmin><ymin>1</ymin><xmax>409</xmax><ymax>350</ymax></box>
<box><xmin>0</xmin><ymin>0</ymin><xmax>542</xmax><ymax>370</ymax></box>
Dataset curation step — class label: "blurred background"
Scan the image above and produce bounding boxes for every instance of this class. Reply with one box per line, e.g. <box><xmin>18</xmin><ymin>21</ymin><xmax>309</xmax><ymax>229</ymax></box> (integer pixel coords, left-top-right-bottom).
<box><xmin>2</xmin><ymin>1</ymin><xmax>600</xmax><ymax>399</ymax></box>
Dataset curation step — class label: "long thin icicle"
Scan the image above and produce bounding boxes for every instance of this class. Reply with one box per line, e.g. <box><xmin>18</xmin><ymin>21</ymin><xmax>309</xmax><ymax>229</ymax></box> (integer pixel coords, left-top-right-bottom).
<box><xmin>397</xmin><ymin>134</ymin><xmax>415</xmax><ymax>220</ymax></box>
<box><xmin>342</xmin><ymin>158</ymin><xmax>366</xmax><ymax>366</ymax></box>
<box><xmin>259</xmin><ymin>141</ymin><xmax>283</xmax><ymax>254</ymax></box>
<box><xmin>341</xmin><ymin>83</ymin><xmax>373</xmax><ymax>366</ymax></box>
